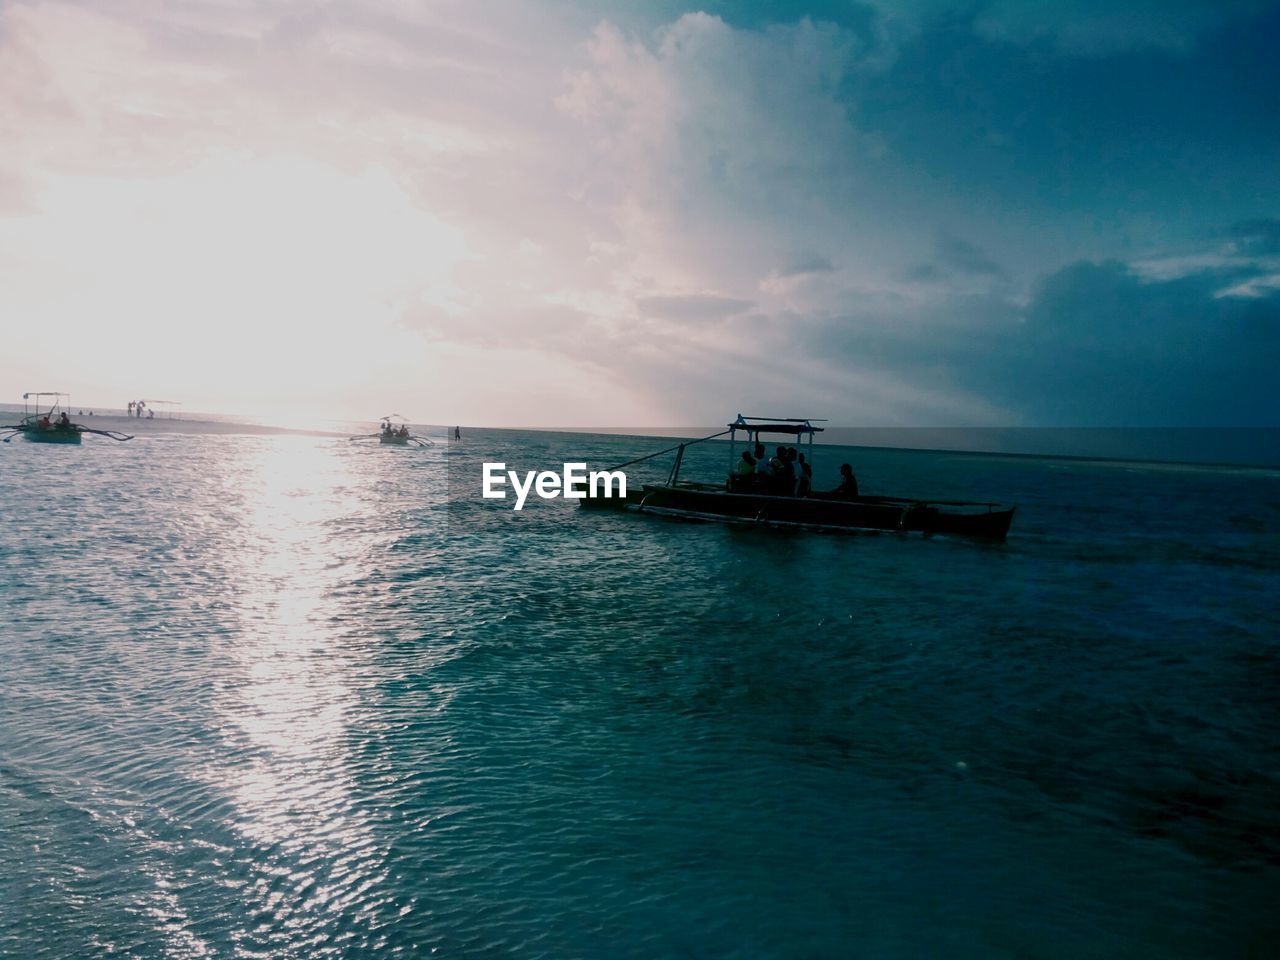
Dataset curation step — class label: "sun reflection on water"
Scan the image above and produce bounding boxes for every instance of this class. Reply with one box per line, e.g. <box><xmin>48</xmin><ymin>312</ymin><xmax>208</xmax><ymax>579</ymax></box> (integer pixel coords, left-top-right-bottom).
<box><xmin>206</xmin><ymin>437</ymin><xmax>402</xmax><ymax>952</ymax></box>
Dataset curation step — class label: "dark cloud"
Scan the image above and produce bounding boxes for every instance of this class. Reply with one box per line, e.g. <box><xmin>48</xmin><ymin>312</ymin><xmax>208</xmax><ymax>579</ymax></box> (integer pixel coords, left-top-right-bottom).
<box><xmin>636</xmin><ymin>293</ymin><xmax>755</xmax><ymax>321</ymax></box>
<box><xmin>808</xmin><ymin>255</ymin><xmax>1279</xmax><ymax>426</ymax></box>
<box><xmin>902</xmin><ymin>235</ymin><xmax>1004</xmax><ymax>284</ymax></box>
<box><xmin>990</xmin><ymin>260</ymin><xmax>1278</xmax><ymax>425</ymax></box>
<box><xmin>937</xmin><ymin>233</ymin><xmax>1004</xmax><ymax>276</ymax></box>
<box><xmin>779</xmin><ymin>253</ymin><xmax>835</xmax><ymax>277</ymax></box>
<box><xmin>1229</xmin><ymin>219</ymin><xmax>1280</xmax><ymax>256</ymax></box>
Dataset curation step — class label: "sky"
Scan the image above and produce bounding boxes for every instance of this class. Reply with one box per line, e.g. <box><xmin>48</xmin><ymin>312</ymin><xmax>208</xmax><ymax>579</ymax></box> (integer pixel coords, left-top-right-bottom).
<box><xmin>1</xmin><ymin>0</ymin><xmax>1277</xmax><ymax>427</ymax></box>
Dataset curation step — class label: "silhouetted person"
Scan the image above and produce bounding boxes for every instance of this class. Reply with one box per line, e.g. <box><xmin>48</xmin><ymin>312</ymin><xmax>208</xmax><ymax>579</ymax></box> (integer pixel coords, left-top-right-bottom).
<box><xmin>454</xmin><ymin>426</ymin><xmax>461</xmax><ymax>440</ymax></box>
<box><xmin>796</xmin><ymin>452</ymin><xmax>813</xmax><ymax>496</ymax></box>
<box><xmin>772</xmin><ymin>446</ymin><xmax>793</xmax><ymax>494</ymax></box>
<box><xmin>834</xmin><ymin>463</ymin><xmax>859</xmax><ymax>498</ymax></box>
<box><xmin>57</xmin><ymin>411</ymin><xmax>71</xmax><ymax>430</ymax></box>
<box><xmin>785</xmin><ymin>447</ymin><xmax>802</xmax><ymax>494</ymax></box>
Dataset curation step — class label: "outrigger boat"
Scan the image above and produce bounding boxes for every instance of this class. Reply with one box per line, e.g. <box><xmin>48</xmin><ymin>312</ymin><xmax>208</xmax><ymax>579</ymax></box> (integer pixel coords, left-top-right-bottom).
<box><xmin>1</xmin><ymin>393</ymin><xmax>134</xmax><ymax>445</ymax></box>
<box><xmin>349</xmin><ymin>415</ymin><xmax>434</xmax><ymax>447</ymax></box>
<box><xmin>581</xmin><ymin>414</ymin><xmax>1016</xmax><ymax>541</ymax></box>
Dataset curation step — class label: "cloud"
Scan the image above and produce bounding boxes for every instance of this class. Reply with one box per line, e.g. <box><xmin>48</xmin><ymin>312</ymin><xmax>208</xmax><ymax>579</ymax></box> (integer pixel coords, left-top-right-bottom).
<box><xmin>556</xmin><ymin>14</ymin><xmax>880</xmax><ymax>283</ymax></box>
<box><xmin>937</xmin><ymin>233</ymin><xmax>1004</xmax><ymax>277</ymax></box>
<box><xmin>636</xmin><ymin>293</ymin><xmax>754</xmax><ymax>320</ymax></box>
<box><xmin>1131</xmin><ymin>229</ymin><xmax>1280</xmax><ymax>299</ymax></box>
<box><xmin>759</xmin><ymin>253</ymin><xmax>838</xmax><ymax>294</ymax></box>
<box><xmin>1007</xmin><ymin>259</ymin><xmax>1278</xmax><ymax>424</ymax></box>
<box><xmin>1229</xmin><ymin>218</ymin><xmax>1280</xmax><ymax>256</ymax></box>
<box><xmin>779</xmin><ymin>253</ymin><xmax>835</xmax><ymax>277</ymax></box>
<box><xmin>815</xmin><ymin>252</ymin><xmax>1279</xmax><ymax>426</ymax></box>
<box><xmin>1214</xmin><ymin>273</ymin><xmax>1280</xmax><ymax>300</ymax></box>
<box><xmin>1</xmin><ymin>0</ymin><xmax>1276</xmax><ymax>429</ymax></box>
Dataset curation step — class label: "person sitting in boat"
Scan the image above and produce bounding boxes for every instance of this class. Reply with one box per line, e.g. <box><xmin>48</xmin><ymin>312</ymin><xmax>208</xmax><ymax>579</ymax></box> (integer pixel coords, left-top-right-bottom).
<box><xmin>398</xmin><ymin>424</ymin><xmax>409</xmax><ymax>437</ymax></box>
<box><xmin>787</xmin><ymin>447</ymin><xmax>804</xmax><ymax>494</ymax></box>
<box><xmin>743</xmin><ymin>444</ymin><xmax>767</xmax><ymax>488</ymax></box>
<box><xmin>38</xmin><ymin>415</ymin><xmax>51</xmax><ymax>429</ymax></box>
<box><xmin>57</xmin><ymin>411</ymin><xmax>71</xmax><ymax>430</ymax></box>
<box><xmin>833</xmin><ymin>463</ymin><xmax>859</xmax><ymax>498</ymax></box>
<box><xmin>773</xmin><ymin>446</ymin><xmax>791</xmax><ymax>493</ymax></box>
<box><xmin>729</xmin><ymin>450</ymin><xmax>756</xmax><ymax>490</ymax></box>
<box><xmin>771</xmin><ymin>446</ymin><xmax>794</xmax><ymax>495</ymax></box>
<box><xmin>796</xmin><ymin>451</ymin><xmax>813</xmax><ymax>497</ymax></box>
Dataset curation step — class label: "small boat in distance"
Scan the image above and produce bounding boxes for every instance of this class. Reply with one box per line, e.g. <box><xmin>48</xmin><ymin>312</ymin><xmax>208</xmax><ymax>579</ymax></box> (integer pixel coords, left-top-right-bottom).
<box><xmin>2</xmin><ymin>392</ymin><xmax>134</xmax><ymax>444</ymax></box>
<box><xmin>581</xmin><ymin>414</ymin><xmax>1016</xmax><ymax>541</ymax></box>
<box><xmin>349</xmin><ymin>415</ymin><xmax>434</xmax><ymax>447</ymax></box>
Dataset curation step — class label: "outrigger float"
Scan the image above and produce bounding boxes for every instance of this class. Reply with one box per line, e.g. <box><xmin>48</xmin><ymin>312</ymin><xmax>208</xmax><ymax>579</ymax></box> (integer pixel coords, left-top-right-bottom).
<box><xmin>349</xmin><ymin>415</ymin><xmax>434</xmax><ymax>447</ymax></box>
<box><xmin>2</xmin><ymin>393</ymin><xmax>134</xmax><ymax>444</ymax></box>
<box><xmin>581</xmin><ymin>414</ymin><xmax>1016</xmax><ymax>541</ymax></box>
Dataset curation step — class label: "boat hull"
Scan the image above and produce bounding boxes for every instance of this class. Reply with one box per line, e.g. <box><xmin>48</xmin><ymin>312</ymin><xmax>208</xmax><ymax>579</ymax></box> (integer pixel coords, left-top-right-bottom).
<box><xmin>379</xmin><ymin>434</ymin><xmax>410</xmax><ymax>445</ymax></box>
<box><xmin>22</xmin><ymin>428</ymin><xmax>81</xmax><ymax>444</ymax></box>
<box><xmin>583</xmin><ymin>484</ymin><xmax>1015</xmax><ymax>541</ymax></box>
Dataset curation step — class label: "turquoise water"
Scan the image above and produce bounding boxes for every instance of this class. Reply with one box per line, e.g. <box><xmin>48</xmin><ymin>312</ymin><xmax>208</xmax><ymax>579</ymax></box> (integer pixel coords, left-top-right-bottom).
<box><xmin>2</xmin><ymin>429</ymin><xmax>1277</xmax><ymax>958</ymax></box>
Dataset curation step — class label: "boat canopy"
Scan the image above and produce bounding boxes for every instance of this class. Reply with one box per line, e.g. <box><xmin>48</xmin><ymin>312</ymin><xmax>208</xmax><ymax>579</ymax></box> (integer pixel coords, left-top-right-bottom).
<box><xmin>596</xmin><ymin>413</ymin><xmax>827</xmax><ymax>488</ymax></box>
<box><xmin>23</xmin><ymin>391</ymin><xmax>69</xmax><ymax>411</ymax></box>
<box><xmin>728</xmin><ymin>415</ymin><xmax>825</xmax><ymax>436</ymax></box>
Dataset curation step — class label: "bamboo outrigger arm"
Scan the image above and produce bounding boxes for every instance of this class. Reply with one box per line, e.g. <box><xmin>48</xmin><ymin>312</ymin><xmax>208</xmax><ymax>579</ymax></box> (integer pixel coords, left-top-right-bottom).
<box><xmin>79</xmin><ymin>427</ymin><xmax>135</xmax><ymax>441</ymax></box>
<box><xmin>1</xmin><ymin>423</ymin><xmax>134</xmax><ymax>442</ymax></box>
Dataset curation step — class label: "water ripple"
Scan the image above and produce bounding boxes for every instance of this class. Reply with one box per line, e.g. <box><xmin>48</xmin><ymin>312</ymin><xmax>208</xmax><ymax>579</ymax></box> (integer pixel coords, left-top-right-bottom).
<box><xmin>2</xmin><ymin>433</ymin><xmax>1277</xmax><ymax>957</ymax></box>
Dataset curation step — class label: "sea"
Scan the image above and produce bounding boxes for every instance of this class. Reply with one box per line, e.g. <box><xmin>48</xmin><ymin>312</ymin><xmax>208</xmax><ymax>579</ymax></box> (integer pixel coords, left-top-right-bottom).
<box><xmin>1</xmin><ymin>427</ymin><xmax>1277</xmax><ymax>959</ymax></box>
